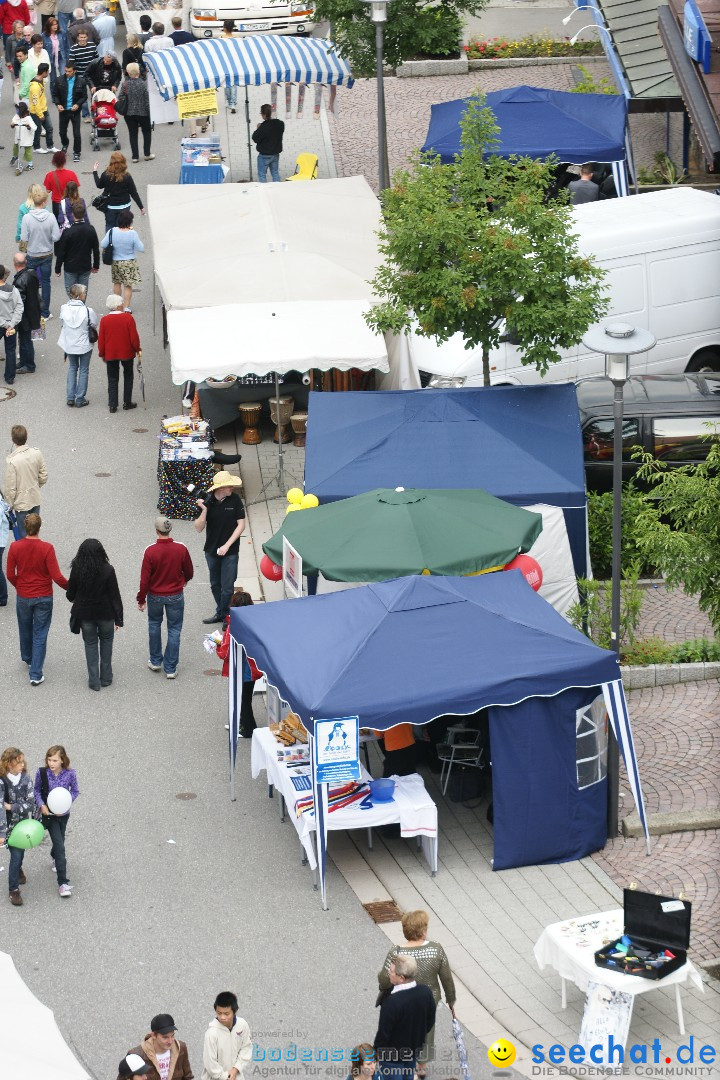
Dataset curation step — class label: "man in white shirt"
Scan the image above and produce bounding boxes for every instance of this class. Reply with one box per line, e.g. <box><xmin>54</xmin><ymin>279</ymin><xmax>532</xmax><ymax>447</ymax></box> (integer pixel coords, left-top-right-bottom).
<box><xmin>144</xmin><ymin>21</ymin><xmax>175</xmax><ymax>52</ymax></box>
<box><xmin>119</xmin><ymin>1014</ymin><xmax>193</xmax><ymax>1080</ymax></box>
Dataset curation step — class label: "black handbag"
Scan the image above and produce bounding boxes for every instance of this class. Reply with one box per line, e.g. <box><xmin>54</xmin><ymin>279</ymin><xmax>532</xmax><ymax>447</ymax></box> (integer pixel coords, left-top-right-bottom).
<box><xmin>69</xmin><ymin>611</ymin><xmax>81</xmax><ymax>634</ymax></box>
<box><xmin>92</xmin><ymin>191</ymin><xmax>111</xmax><ymax>212</ymax></box>
<box><xmin>86</xmin><ymin>308</ymin><xmax>98</xmax><ymax>344</ymax></box>
<box><xmin>115</xmin><ymin>82</ymin><xmax>129</xmax><ymax>116</ymax></box>
<box><xmin>102</xmin><ymin>227</ymin><xmax>114</xmax><ymax>267</ymax></box>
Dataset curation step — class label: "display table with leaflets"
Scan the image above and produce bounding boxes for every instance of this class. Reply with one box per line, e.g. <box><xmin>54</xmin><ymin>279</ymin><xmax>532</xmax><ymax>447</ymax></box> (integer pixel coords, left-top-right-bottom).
<box><xmin>534</xmin><ymin>909</ymin><xmax>703</xmax><ymax>1035</ymax></box>
<box><xmin>179</xmin><ymin>136</ymin><xmax>227</xmax><ymax>185</ymax></box>
<box><xmin>250</xmin><ymin>726</ymin><xmax>438</xmax><ymax>884</ymax></box>
<box><xmin>157</xmin><ymin>414</ymin><xmax>215</xmax><ymax>519</ymax></box>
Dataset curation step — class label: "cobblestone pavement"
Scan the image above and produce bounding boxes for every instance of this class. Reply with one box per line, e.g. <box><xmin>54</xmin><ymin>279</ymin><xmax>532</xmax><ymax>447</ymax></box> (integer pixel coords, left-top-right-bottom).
<box><xmin>637</xmin><ymin>583</ymin><xmax>715</xmax><ymax>642</ymax></box>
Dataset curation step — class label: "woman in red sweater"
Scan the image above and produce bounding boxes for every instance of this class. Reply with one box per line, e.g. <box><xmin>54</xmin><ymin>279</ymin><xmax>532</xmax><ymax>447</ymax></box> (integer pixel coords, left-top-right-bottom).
<box><xmin>44</xmin><ymin>151</ymin><xmax>79</xmax><ymax>220</ymax></box>
<box><xmin>1</xmin><ymin>0</ymin><xmax>31</xmax><ymax>39</ymax></box>
<box><xmin>97</xmin><ymin>293</ymin><xmax>140</xmax><ymax>413</ymax></box>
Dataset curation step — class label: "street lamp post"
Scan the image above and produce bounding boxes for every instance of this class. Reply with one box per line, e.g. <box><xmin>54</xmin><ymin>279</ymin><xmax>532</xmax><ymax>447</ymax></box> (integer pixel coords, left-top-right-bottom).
<box><xmin>581</xmin><ymin>322</ymin><xmax>656</xmax><ymax>838</ymax></box>
<box><xmin>365</xmin><ymin>0</ymin><xmax>393</xmax><ymax>192</ymax></box>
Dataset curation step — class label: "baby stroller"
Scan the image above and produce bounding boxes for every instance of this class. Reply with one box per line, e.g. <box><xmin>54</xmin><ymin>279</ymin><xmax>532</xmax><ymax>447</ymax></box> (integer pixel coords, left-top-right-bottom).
<box><xmin>90</xmin><ymin>89</ymin><xmax>121</xmax><ymax>151</ymax></box>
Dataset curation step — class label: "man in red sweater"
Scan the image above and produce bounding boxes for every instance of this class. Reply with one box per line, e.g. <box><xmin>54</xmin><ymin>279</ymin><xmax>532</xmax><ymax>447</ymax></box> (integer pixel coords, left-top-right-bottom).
<box><xmin>7</xmin><ymin>513</ymin><xmax>68</xmax><ymax>686</ymax></box>
<box><xmin>137</xmin><ymin>516</ymin><xmax>194</xmax><ymax>679</ymax></box>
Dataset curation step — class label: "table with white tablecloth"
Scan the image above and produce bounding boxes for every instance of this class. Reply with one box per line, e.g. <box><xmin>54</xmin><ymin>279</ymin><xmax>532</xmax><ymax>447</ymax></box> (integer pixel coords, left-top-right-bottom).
<box><xmin>534</xmin><ymin>909</ymin><xmax>704</xmax><ymax>1035</ymax></box>
<box><xmin>251</xmin><ymin>727</ymin><xmax>438</xmax><ymax>881</ymax></box>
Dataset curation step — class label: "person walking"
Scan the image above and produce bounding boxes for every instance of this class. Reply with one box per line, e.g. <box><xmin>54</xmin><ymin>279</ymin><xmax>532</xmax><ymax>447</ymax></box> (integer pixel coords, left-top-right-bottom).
<box><xmin>216</xmin><ymin>589</ymin><xmax>260</xmax><ymax>738</ymax></box>
<box><xmin>52</xmin><ymin>60</ymin><xmax>86</xmax><ymax>160</ymax></box>
<box><xmin>58</xmin><ymin>282</ymin><xmax>98</xmax><ymax>407</ymax></box>
<box><xmin>7</xmin><ymin>512</ymin><xmax>68</xmax><ymax>686</ymax></box>
<box><xmin>69</xmin><ymin>7</ymin><xmax>101</xmax><ymax>46</ymax></box>
<box><xmin>374</xmin><ymin>955</ymin><xmax>436</xmax><ymax>1080</ymax></box>
<box><xmin>121</xmin><ymin>32</ymin><xmax>145</xmax><ymax>77</ymax></box>
<box><xmin>137</xmin><ymin>515</ymin><xmax>194</xmax><ymax>679</ymax></box>
<box><xmin>92</xmin><ymin>1</ymin><xmax>116</xmax><ymax>57</ymax></box>
<box><xmin>42</xmin><ymin>16</ymin><xmax>66</xmax><ymax>97</ymax></box>
<box><xmin>20</xmin><ymin>183</ymin><xmax>60</xmax><ymax>320</ymax></box>
<box><xmin>26</xmin><ymin>34</ymin><xmax>51</xmax><ymax>84</ymax></box>
<box><xmin>120</xmin><ymin>1013</ymin><xmax>194</xmax><ymax>1080</ymax></box>
<box><xmin>43</xmin><ymin>149</ymin><xmax>79</xmax><ymax>217</ymax></box>
<box><xmin>143</xmin><ymin>21</ymin><xmax>173</xmax><ymax>53</ymax></box>
<box><xmin>86</xmin><ymin>48</ymin><xmax>120</xmax><ymax>94</ymax></box>
<box><xmin>0</xmin><ymin>747</ymin><xmax>38</xmax><ymax>907</ymax></box>
<box><xmin>220</xmin><ymin>21</ymin><xmax>237</xmax><ymax>113</ymax></box>
<box><xmin>194</xmin><ymin>472</ymin><xmax>245</xmax><ymax>625</ymax></box>
<box><xmin>12</xmin><ymin>252</ymin><xmax>42</xmax><ymax>376</ymax></box>
<box><xmin>377</xmin><ymin>910</ymin><xmax>456</xmax><ymax>1071</ymax></box>
<box><xmin>4</xmin><ymin>425</ymin><xmax>47</xmax><ymax>536</ymax></box>
<box><xmin>118</xmin><ymin>1056</ymin><xmax>152</xmax><ymax>1078</ymax></box>
<box><xmin>0</xmin><ymin>488</ymin><xmax>10</xmax><ymax>608</ymax></box>
<box><xmin>251</xmin><ymin>103</ymin><xmax>284</xmax><ymax>183</ymax></box>
<box><xmin>66</xmin><ymin>538</ymin><xmax>122</xmax><ymax>690</ymax></box>
<box><xmin>101</xmin><ymin>208</ymin><xmax>144</xmax><ymax>310</ymax></box>
<box><xmin>10</xmin><ymin>100</ymin><xmax>35</xmax><ymax>175</ymax></box>
<box><xmin>168</xmin><ymin>15</ymin><xmax>194</xmax><ymax>46</ymax></box>
<box><xmin>117</xmin><ymin>62</ymin><xmax>153</xmax><ymax>162</ymax></box>
<box><xmin>54</xmin><ymin>199</ymin><xmax>100</xmax><ymax>296</ymax></box>
<box><xmin>0</xmin><ymin>264</ymin><xmax>24</xmax><ymax>387</ymax></box>
<box><xmin>5</xmin><ymin>21</ymin><xmax>26</xmax><ymax>81</ymax></box>
<box><xmin>201</xmin><ymin>992</ymin><xmax>252</xmax><ymax>1080</ymax></box>
<box><xmin>57</xmin><ymin>0</ymin><xmax>76</xmax><ymax>57</ymax></box>
<box><xmin>34</xmin><ymin>744</ymin><xmax>79</xmax><ymax>898</ymax></box>
<box><xmin>15</xmin><ymin>183</ymin><xmax>41</xmax><ymax>242</ymax></box>
<box><xmin>93</xmin><ymin>151</ymin><xmax>145</xmax><ymax>232</ymax></box>
<box><xmin>57</xmin><ymin>179</ymin><xmax>88</xmax><ymax>227</ymax></box>
<box><xmin>67</xmin><ymin>27</ymin><xmax>97</xmax><ymax>119</ymax></box>
<box><xmin>28</xmin><ymin>64</ymin><xmax>57</xmax><ymax>154</ymax></box>
<box><xmin>136</xmin><ymin>14</ymin><xmax>152</xmax><ymax>45</ymax></box>
<box><xmin>97</xmin><ymin>293</ymin><xmax>139</xmax><ymax>410</ymax></box>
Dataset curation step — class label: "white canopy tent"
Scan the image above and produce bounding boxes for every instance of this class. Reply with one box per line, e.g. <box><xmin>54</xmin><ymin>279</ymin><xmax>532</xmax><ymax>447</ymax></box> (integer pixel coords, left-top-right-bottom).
<box><xmin>0</xmin><ymin>951</ymin><xmax>90</xmax><ymax>1080</ymax></box>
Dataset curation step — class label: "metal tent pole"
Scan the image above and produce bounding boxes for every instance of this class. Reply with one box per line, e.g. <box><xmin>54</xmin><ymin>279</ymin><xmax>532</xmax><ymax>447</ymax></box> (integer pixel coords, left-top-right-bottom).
<box><xmin>250</xmin><ymin>371</ymin><xmax>299</xmax><ymax>504</ymax></box>
<box><xmin>245</xmin><ymin>85</ymin><xmax>254</xmax><ymax>180</ymax></box>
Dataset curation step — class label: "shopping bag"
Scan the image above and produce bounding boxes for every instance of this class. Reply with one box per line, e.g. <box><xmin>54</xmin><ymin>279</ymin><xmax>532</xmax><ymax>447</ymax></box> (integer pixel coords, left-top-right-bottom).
<box><xmin>451</xmin><ymin>1016</ymin><xmax>471</xmax><ymax>1080</ymax></box>
<box><xmin>6</xmin><ymin>509</ymin><xmax>22</xmax><ymax>541</ymax></box>
<box><xmin>137</xmin><ymin>351</ymin><xmax>146</xmax><ymax>407</ymax></box>
<box><xmin>31</xmin><ymin>318</ymin><xmax>46</xmax><ymax>341</ymax></box>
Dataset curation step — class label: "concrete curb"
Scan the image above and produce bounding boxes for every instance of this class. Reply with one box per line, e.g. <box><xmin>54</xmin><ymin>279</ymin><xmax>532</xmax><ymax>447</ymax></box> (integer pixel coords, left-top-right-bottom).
<box><xmin>397</xmin><ymin>56</ymin><xmax>469</xmax><ymax>77</ymax></box>
<box><xmin>622</xmin><ymin>808</ymin><xmax>720</xmax><ymax>838</ymax></box>
<box><xmin>621</xmin><ymin>661</ymin><xmax>720</xmax><ymax>689</ymax></box>
<box><xmin>468</xmin><ymin>55</ymin><xmax>606</xmax><ymax>69</ymax></box>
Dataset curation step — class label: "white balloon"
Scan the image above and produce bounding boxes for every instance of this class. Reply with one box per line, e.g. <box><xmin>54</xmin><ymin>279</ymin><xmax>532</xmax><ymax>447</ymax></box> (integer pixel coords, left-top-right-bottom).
<box><xmin>47</xmin><ymin>787</ymin><xmax>72</xmax><ymax>816</ymax></box>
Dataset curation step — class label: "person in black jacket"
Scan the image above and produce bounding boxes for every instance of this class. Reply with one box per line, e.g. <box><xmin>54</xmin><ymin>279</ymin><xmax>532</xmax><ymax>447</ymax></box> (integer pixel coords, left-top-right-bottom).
<box><xmin>11</xmin><ymin>253</ymin><xmax>41</xmax><ymax>376</ymax></box>
<box><xmin>86</xmin><ymin>50</ymin><xmax>121</xmax><ymax>94</ymax></box>
<box><xmin>251</xmin><ymin>103</ymin><xmax>284</xmax><ymax>182</ymax></box>
<box><xmin>374</xmin><ymin>955</ymin><xmax>436</xmax><ymax>1080</ymax></box>
<box><xmin>66</xmin><ymin>538</ymin><xmax>123</xmax><ymax>691</ymax></box>
<box><xmin>93</xmin><ymin>151</ymin><xmax>145</xmax><ymax>232</ymax></box>
<box><xmin>54</xmin><ymin>200</ymin><xmax>100</xmax><ymax>297</ymax></box>
<box><xmin>52</xmin><ymin>62</ymin><xmax>87</xmax><ymax>160</ymax></box>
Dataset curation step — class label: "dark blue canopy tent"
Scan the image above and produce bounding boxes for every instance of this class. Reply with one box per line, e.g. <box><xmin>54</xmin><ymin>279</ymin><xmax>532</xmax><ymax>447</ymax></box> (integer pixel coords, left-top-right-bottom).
<box><xmin>421</xmin><ymin>85</ymin><xmax>630</xmax><ymax>195</ymax></box>
<box><xmin>303</xmin><ymin>386</ymin><xmax>589</xmax><ymax>578</ymax></box>
<box><xmin>229</xmin><ymin>574</ymin><xmax>649</xmax><ymax>900</ymax></box>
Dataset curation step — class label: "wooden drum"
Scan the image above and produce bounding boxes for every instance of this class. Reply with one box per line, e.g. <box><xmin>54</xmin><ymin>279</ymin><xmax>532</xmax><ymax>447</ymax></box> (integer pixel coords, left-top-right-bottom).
<box><xmin>237</xmin><ymin>402</ymin><xmax>263</xmax><ymax>444</ymax></box>
<box><xmin>290</xmin><ymin>411</ymin><xmax>308</xmax><ymax>447</ymax></box>
<box><xmin>269</xmin><ymin>395</ymin><xmax>294</xmax><ymax>444</ymax></box>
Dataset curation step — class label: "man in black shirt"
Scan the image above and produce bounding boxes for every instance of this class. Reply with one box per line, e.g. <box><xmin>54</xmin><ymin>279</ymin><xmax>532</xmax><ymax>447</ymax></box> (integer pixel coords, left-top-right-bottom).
<box><xmin>194</xmin><ymin>471</ymin><xmax>246</xmax><ymax>624</ymax></box>
<box><xmin>374</xmin><ymin>955</ymin><xmax>436</xmax><ymax>1080</ymax></box>
<box><xmin>251</xmin><ymin>103</ymin><xmax>285</xmax><ymax>183</ymax></box>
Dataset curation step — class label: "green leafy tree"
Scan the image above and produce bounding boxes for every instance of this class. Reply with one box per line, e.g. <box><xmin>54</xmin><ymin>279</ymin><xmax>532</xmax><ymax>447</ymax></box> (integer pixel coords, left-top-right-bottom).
<box><xmin>314</xmin><ymin>0</ymin><xmax>485</xmax><ymax>76</ymax></box>
<box><xmin>632</xmin><ymin>434</ymin><xmax>720</xmax><ymax>636</ymax></box>
<box><xmin>365</xmin><ymin>94</ymin><xmax>609</xmax><ymax>385</ymax></box>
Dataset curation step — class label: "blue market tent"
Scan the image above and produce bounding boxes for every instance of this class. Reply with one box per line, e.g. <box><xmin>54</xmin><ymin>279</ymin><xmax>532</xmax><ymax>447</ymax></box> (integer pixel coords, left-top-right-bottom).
<box><xmin>421</xmin><ymin>85</ymin><xmax>629</xmax><ymax>195</ymax></box>
<box><xmin>303</xmin><ymin>386</ymin><xmax>589</xmax><ymax>577</ymax></box>
<box><xmin>229</xmin><ymin>574</ymin><xmax>649</xmax><ymax>895</ymax></box>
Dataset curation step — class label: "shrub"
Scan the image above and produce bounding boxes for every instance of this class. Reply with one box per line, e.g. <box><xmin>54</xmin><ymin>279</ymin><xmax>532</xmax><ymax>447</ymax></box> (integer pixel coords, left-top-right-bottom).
<box><xmin>587</xmin><ymin>485</ymin><xmax>658</xmax><ymax>580</ymax></box>
<box><xmin>464</xmin><ymin>34</ymin><xmax>601</xmax><ymax>59</ymax></box>
<box><xmin>622</xmin><ymin>636</ymin><xmax>720</xmax><ymax>666</ymax></box>
<box><xmin>568</xmin><ymin>568</ymin><xmax>643</xmax><ymax>653</ymax></box>
<box><xmin>571</xmin><ymin>63</ymin><xmax>618</xmax><ymax>94</ymax></box>
<box><xmin>415</xmin><ymin>7</ymin><xmax>463</xmax><ymax>57</ymax></box>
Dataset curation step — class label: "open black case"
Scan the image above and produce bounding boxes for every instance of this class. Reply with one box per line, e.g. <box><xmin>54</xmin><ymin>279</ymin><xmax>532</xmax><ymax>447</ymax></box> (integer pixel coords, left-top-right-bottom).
<box><xmin>595</xmin><ymin>889</ymin><xmax>691</xmax><ymax>981</ymax></box>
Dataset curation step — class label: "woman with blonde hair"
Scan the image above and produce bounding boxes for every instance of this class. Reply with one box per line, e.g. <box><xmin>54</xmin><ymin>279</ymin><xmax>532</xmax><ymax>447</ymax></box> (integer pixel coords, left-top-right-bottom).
<box><xmin>0</xmin><ymin>746</ymin><xmax>37</xmax><ymax>908</ymax></box>
<box><xmin>92</xmin><ymin>150</ymin><xmax>145</xmax><ymax>232</ymax></box>
<box><xmin>15</xmin><ymin>183</ymin><xmax>46</xmax><ymax>242</ymax></box>
<box><xmin>377</xmin><ymin>909</ymin><xmax>456</xmax><ymax>1070</ymax></box>
<box><xmin>121</xmin><ymin>32</ymin><xmax>145</xmax><ymax>76</ymax></box>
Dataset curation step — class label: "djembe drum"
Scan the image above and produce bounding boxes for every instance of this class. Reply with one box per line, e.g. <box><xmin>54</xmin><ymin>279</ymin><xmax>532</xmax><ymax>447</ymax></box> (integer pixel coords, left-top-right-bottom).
<box><xmin>269</xmin><ymin>395</ymin><xmax>294</xmax><ymax>444</ymax></box>
<box><xmin>290</xmin><ymin>411</ymin><xmax>308</xmax><ymax>447</ymax></box>
<box><xmin>237</xmin><ymin>402</ymin><xmax>263</xmax><ymax>444</ymax></box>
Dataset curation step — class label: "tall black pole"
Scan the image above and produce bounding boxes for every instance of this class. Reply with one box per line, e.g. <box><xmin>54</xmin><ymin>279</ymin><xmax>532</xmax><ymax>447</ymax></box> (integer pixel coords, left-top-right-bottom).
<box><xmin>608</xmin><ymin>376</ymin><xmax>624</xmax><ymax>838</ymax></box>
<box><xmin>376</xmin><ymin>21</ymin><xmax>389</xmax><ymax>191</ymax></box>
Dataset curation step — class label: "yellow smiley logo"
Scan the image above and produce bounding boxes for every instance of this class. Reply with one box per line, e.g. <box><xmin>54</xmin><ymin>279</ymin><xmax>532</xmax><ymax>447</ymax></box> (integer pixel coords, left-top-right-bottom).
<box><xmin>488</xmin><ymin>1039</ymin><xmax>517</xmax><ymax>1069</ymax></box>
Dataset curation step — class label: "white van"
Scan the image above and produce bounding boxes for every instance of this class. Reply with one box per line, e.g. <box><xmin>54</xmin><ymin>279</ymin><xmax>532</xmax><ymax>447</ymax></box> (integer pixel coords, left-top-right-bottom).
<box><xmin>191</xmin><ymin>0</ymin><xmax>314</xmax><ymax>38</ymax></box>
<box><xmin>417</xmin><ymin>188</ymin><xmax>720</xmax><ymax>388</ymax></box>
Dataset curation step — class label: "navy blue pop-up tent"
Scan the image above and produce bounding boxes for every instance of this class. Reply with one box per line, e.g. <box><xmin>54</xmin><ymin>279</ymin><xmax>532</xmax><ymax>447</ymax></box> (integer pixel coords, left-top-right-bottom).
<box><xmin>421</xmin><ymin>85</ymin><xmax>629</xmax><ymax>195</ymax></box>
<box><xmin>229</xmin><ymin>574</ymin><xmax>649</xmax><ymax>901</ymax></box>
<box><xmin>303</xmin><ymin>386</ymin><xmax>589</xmax><ymax>577</ymax></box>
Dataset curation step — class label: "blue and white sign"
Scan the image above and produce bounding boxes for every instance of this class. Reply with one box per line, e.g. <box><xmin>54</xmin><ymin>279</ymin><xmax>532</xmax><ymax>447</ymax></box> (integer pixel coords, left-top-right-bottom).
<box><xmin>684</xmin><ymin>0</ymin><xmax>712</xmax><ymax>73</ymax></box>
<box><xmin>314</xmin><ymin>717</ymin><xmax>360</xmax><ymax>783</ymax></box>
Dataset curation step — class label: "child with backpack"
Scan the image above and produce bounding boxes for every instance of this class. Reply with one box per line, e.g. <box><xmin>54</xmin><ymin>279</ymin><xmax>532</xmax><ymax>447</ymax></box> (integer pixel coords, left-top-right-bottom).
<box><xmin>0</xmin><ymin>746</ymin><xmax>38</xmax><ymax>907</ymax></box>
<box><xmin>34</xmin><ymin>744</ymin><xmax>79</xmax><ymax>899</ymax></box>
<box><xmin>11</xmin><ymin>101</ymin><xmax>34</xmax><ymax>176</ymax></box>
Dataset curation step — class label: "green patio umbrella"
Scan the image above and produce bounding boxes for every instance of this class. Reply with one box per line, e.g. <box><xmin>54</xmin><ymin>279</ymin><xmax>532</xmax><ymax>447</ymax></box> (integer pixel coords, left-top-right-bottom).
<box><xmin>263</xmin><ymin>487</ymin><xmax>543</xmax><ymax>581</ymax></box>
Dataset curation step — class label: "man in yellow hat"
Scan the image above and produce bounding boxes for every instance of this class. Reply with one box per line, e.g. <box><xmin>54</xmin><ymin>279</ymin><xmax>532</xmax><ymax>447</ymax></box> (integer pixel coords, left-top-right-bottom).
<box><xmin>194</xmin><ymin>471</ymin><xmax>245</xmax><ymax>624</ymax></box>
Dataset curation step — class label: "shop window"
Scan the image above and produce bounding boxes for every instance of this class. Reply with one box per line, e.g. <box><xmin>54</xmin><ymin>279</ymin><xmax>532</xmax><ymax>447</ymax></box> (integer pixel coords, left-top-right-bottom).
<box><xmin>652</xmin><ymin>416</ymin><xmax>719</xmax><ymax>462</ymax></box>
<box><xmin>582</xmin><ymin>418</ymin><xmax>640</xmax><ymax>462</ymax></box>
<box><xmin>576</xmin><ymin>696</ymin><xmax>608</xmax><ymax>789</ymax></box>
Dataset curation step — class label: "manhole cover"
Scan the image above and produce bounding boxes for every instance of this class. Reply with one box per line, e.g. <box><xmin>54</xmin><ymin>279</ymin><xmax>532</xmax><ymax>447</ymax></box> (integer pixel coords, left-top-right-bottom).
<box><xmin>95</xmin><ymin>472</ymin><xmax>112</xmax><ymax>477</ymax></box>
<box><xmin>175</xmin><ymin>792</ymin><xmax>197</xmax><ymax>800</ymax></box>
<box><xmin>363</xmin><ymin>900</ymin><xmax>404</xmax><ymax>924</ymax></box>
<box><xmin>203</xmin><ymin>669</ymin><xmax>222</xmax><ymax>676</ymax></box>
<box><xmin>0</xmin><ymin>387</ymin><xmax>17</xmax><ymax>403</ymax></box>
<box><xmin>132</xmin><ymin>428</ymin><xmax>149</xmax><ymax>433</ymax></box>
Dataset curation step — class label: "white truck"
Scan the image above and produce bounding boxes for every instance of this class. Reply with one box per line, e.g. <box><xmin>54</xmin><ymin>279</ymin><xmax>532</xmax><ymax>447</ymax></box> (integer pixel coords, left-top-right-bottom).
<box><xmin>190</xmin><ymin>0</ymin><xmax>314</xmax><ymax>38</ymax></box>
<box><xmin>416</xmin><ymin>188</ymin><xmax>720</xmax><ymax>388</ymax></box>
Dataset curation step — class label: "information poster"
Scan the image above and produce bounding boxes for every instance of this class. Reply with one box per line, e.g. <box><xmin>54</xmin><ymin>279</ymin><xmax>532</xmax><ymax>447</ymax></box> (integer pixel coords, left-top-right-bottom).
<box><xmin>578</xmin><ymin>980</ymin><xmax>634</xmax><ymax>1065</ymax></box>
<box><xmin>177</xmin><ymin>88</ymin><xmax>219</xmax><ymax>119</ymax></box>
<box><xmin>283</xmin><ymin>536</ymin><xmax>303</xmax><ymax>599</ymax></box>
<box><xmin>314</xmin><ymin>717</ymin><xmax>360</xmax><ymax>783</ymax></box>
<box><xmin>267</xmin><ymin>683</ymin><xmax>281</xmax><ymax>728</ymax></box>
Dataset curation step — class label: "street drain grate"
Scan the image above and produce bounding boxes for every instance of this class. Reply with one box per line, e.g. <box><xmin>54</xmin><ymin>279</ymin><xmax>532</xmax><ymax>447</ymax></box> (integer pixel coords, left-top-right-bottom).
<box><xmin>95</xmin><ymin>472</ymin><xmax>112</xmax><ymax>477</ymax></box>
<box><xmin>203</xmin><ymin>669</ymin><xmax>222</xmax><ymax>676</ymax></box>
<box><xmin>363</xmin><ymin>900</ymin><xmax>404</xmax><ymax>924</ymax></box>
<box><xmin>176</xmin><ymin>792</ymin><xmax>197</xmax><ymax>800</ymax></box>
<box><xmin>132</xmin><ymin>428</ymin><xmax>148</xmax><ymax>433</ymax></box>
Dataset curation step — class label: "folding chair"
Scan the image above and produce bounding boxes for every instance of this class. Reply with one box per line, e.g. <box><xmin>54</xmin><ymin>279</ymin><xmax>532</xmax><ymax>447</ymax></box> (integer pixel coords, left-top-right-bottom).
<box><xmin>437</xmin><ymin>730</ymin><xmax>486</xmax><ymax>796</ymax></box>
<box><xmin>285</xmin><ymin>152</ymin><xmax>319</xmax><ymax>181</ymax></box>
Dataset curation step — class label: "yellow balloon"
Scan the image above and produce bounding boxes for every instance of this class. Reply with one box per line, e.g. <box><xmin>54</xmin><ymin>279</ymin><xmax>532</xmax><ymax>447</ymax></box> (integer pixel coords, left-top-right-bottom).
<box><xmin>300</xmin><ymin>493</ymin><xmax>319</xmax><ymax>508</ymax></box>
<box><xmin>286</xmin><ymin>488</ymin><xmax>304</xmax><ymax>505</ymax></box>
<box><xmin>286</xmin><ymin>505</ymin><xmax>301</xmax><ymax>515</ymax></box>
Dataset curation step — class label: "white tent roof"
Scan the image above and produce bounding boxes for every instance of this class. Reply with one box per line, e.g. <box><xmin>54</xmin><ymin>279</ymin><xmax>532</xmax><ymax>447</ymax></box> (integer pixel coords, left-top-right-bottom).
<box><xmin>148</xmin><ymin>176</ymin><xmax>387</xmax><ymax>384</ymax></box>
<box><xmin>0</xmin><ymin>951</ymin><xmax>90</xmax><ymax>1080</ymax></box>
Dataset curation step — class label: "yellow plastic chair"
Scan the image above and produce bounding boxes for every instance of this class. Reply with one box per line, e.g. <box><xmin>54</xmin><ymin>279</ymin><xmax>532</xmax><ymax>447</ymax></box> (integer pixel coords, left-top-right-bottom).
<box><xmin>285</xmin><ymin>153</ymin><xmax>319</xmax><ymax>181</ymax></box>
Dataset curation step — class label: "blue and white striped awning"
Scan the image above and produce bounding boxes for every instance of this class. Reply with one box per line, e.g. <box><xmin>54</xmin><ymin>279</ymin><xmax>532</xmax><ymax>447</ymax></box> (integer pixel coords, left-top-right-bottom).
<box><xmin>145</xmin><ymin>35</ymin><xmax>354</xmax><ymax>100</ymax></box>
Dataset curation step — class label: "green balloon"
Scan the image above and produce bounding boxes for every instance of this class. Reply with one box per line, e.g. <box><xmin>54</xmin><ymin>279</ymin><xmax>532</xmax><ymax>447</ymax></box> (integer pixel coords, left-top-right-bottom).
<box><xmin>8</xmin><ymin>819</ymin><xmax>45</xmax><ymax>850</ymax></box>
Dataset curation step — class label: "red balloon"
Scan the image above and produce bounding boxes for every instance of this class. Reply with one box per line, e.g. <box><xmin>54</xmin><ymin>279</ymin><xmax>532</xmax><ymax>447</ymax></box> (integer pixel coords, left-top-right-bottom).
<box><xmin>504</xmin><ymin>554</ymin><xmax>543</xmax><ymax>591</ymax></box>
<box><xmin>260</xmin><ymin>555</ymin><xmax>283</xmax><ymax>582</ymax></box>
